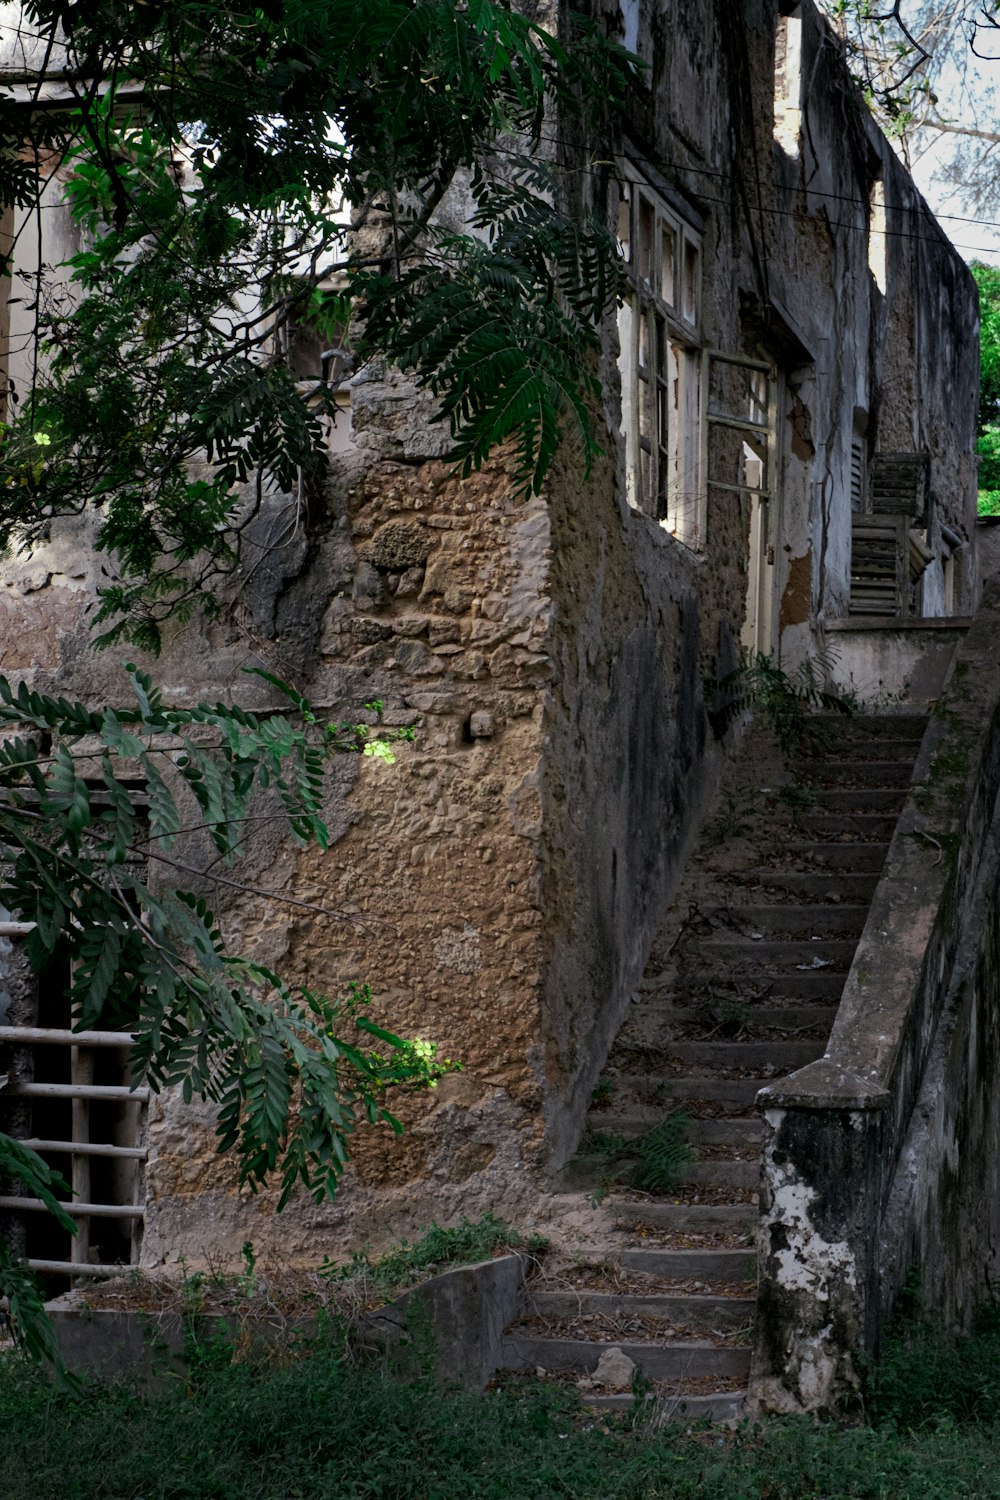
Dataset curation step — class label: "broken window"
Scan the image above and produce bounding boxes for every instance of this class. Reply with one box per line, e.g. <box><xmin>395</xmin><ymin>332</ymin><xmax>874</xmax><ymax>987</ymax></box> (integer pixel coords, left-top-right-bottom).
<box><xmin>617</xmin><ymin>165</ymin><xmax>703</xmax><ymax>545</ymax></box>
<box><xmin>704</xmin><ymin>352</ymin><xmax>775</xmax><ymax>504</ymax></box>
<box><xmin>774</xmin><ymin>3</ymin><xmax>803</xmax><ymax>157</ymax></box>
<box><xmin>868</xmin><ymin>177</ymin><xmax>888</xmax><ymax>294</ymax></box>
<box><xmin>618</xmin><ymin>0</ymin><xmax>639</xmax><ymax>58</ymax></box>
<box><xmin>281</xmin><ymin>285</ymin><xmax>354</xmax><ymax>455</ymax></box>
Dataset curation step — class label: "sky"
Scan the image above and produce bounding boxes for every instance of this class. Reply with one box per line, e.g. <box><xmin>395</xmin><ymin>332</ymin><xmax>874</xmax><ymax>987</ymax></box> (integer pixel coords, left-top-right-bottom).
<box><xmin>907</xmin><ymin>111</ymin><xmax>1000</xmax><ymax>265</ymax></box>
<box><xmin>883</xmin><ymin>21</ymin><xmax>1000</xmax><ymax>266</ymax></box>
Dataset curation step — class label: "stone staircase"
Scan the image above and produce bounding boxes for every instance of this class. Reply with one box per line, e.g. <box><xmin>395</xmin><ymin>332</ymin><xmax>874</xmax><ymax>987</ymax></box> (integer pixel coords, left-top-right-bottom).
<box><xmin>498</xmin><ymin>712</ymin><xmax>929</xmax><ymax>1421</ymax></box>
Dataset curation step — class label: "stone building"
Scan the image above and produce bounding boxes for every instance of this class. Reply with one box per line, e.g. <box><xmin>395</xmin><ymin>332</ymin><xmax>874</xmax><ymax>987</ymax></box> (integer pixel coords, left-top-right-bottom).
<box><xmin>0</xmin><ymin>0</ymin><xmax>980</xmax><ymax>1296</ymax></box>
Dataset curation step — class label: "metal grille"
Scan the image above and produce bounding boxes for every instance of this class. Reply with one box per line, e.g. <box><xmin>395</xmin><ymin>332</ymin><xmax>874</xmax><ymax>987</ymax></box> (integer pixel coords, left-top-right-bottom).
<box><xmin>0</xmin><ymin>922</ymin><xmax>147</xmax><ymax>1280</ymax></box>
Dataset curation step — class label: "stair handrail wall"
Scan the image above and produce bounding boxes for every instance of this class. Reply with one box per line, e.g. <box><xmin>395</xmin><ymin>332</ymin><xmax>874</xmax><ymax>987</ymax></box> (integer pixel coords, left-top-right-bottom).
<box><xmin>750</xmin><ymin>582</ymin><xmax>1000</xmax><ymax>1415</ymax></box>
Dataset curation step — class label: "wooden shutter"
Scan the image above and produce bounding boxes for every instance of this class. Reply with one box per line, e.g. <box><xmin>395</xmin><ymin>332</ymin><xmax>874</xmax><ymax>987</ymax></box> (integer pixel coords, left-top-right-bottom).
<box><xmin>849</xmin><ymin>515</ymin><xmax>906</xmax><ymax>616</ymax></box>
<box><xmin>870</xmin><ymin>452</ymin><xmax>928</xmax><ymax>523</ymax></box>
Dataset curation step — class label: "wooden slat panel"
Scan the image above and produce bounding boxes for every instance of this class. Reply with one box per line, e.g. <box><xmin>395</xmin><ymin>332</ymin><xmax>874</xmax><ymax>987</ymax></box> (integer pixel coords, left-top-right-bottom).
<box><xmin>850</xmin><ymin>515</ymin><xmax>904</xmax><ymax>617</ymax></box>
<box><xmin>0</xmin><ymin>1196</ymin><xmax>143</xmax><ymax>1218</ymax></box>
<box><xmin>3</xmin><ymin>1082</ymin><xmax>150</xmax><ymax>1101</ymax></box>
<box><xmin>27</xmin><ymin>1259</ymin><xmax>132</xmax><ymax>1277</ymax></box>
<box><xmin>0</xmin><ymin>1026</ymin><xmax>135</xmax><ymax>1047</ymax></box>
<box><xmin>20</xmin><ymin>1138</ymin><xmax>146</xmax><ymax>1160</ymax></box>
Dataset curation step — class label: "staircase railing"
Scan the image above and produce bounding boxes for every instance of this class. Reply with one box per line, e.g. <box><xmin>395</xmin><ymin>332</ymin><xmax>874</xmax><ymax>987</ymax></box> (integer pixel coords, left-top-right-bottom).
<box><xmin>751</xmin><ymin>583</ymin><xmax>1000</xmax><ymax>1414</ymax></box>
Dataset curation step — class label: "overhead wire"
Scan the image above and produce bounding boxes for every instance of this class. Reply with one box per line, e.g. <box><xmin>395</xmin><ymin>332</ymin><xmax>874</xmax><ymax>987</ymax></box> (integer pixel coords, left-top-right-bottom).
<box><xmin>480</xmin><ymin>130</ymin><xmax>1000</xmax><ymax>253</ymax></box>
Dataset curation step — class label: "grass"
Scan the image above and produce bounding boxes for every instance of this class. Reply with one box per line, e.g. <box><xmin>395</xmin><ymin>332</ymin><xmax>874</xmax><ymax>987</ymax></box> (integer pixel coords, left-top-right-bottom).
<box><xmin>5</xmin><ymin>1333</ymin><xmax>1000</xmax><ymax>1500</ymax></box>
<box><xmin>5</xmin><ymin>1282</ymin><xmax>1000</xmax><ymax>1498</ymax></box>
<box><xmin>321</xmin><ymin>1212</ymin><xmax>549</xmax><ymax>1294</ymax></box>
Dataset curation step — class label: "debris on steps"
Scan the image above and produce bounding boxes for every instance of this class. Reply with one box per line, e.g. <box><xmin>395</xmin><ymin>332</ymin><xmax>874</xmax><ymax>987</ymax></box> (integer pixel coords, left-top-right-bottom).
<box><xmin>499</xmin><ymin>711</ymin><xmax>929</xmax><ymax>1422</ymax></box>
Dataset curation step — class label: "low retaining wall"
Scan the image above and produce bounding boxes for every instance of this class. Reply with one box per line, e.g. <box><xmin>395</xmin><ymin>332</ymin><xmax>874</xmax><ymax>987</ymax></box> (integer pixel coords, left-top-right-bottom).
<box><xmin>751</xmin><ymin>586</ymin><xmax>1000</xmax><ymax>1414</ymax></box>
<box><xmin>825</xmin><ymin>616</ymin><xmax>970</xmax><ymax>706</ymax></box>
<box><xmin>47</xmin><ymin>1254</ymin><xmax>525</xmax><ymax>1388</ymax></box>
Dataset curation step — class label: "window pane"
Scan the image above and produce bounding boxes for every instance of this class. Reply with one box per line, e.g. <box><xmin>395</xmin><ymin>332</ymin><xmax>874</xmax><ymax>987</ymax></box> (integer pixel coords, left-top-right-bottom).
<box><xmin>638</xmin><ymin>196</ymin><xmax>654</xmax><ymax>285</ymax></box>
<box><xmin>638</xmin><ymin>370</ymin><xmax>652</xmax><ymax>443</ymax></box>
<box><xmin>683</xmin><ymin>239</ymin><xmax>700</xmax><ymax>323</ymax></box>
<box><xmin>639</xmin><ymin>443</ymin><xmax>652</xmax><ymax>508</ymax></box>
<box><xmin>660</xmin><ymin>224</ymin><xmax>676</xmax><ymax>307</ymax></box>
<box><xmin>617</xmin><ymin>190</ymin><xmax>632</xmax><ymax>262</ymax></box>
<box><xmin>749</xmin><ymin>369</ymin><xmax>768</xmax><ymax>426</ymax></box>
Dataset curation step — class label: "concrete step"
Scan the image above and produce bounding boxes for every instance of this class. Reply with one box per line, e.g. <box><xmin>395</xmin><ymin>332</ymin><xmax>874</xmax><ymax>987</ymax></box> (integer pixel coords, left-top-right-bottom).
<box><xmin>520</xmin><ymin>1290</ymin><xmax>756</xmax><ymax>1327</ymax></box>
<box><xmin>808</xmin><ymin>738</ymin><xmax>924</xmax><ymax>763</ymax></box>
<box><xmin>608</xmin><ymin>1199</ymin><xmax>757</xmax><ymax>1234</ymax></box>
<box><xmin>605</xmin><ymin>1074</ymin><xmax>791</xmax><ymax>1110</ymax></box>
<box><xmin>781</xmin><ymin>841</ymin><xmax>890</xmax><ymax>870</ymax></box>
<box><xmin>615</xmin><ymin>1039</ymin><xmax>823</xmax><ymax>1071</ymax></box>
<box><xmin>793</xmin><ymin>760</ymin><xmax>914</xmax><ymax>787</ymax></box>
<box><xmin>712</xmin><ymin>903</ymin><xmax>869</xmax><ymax>935</ymax></box>
<box><xmin>619</xmin><ymin>1002</ymin><xmax>837</xmax><ymax>1040</ymax></box>
<box><xmin>794</xmin><ymin>812</ymin><xmax>898</xmax><ymax>839</ymax></box>
<box><xmin>558</xmin><ymin>1152</ymin><xmax>758</xmax><ymax>1193</ymax></box>
<box><xmin>601</xmin><ymin>1077</ymin><xmax>775</xmax><ymax>1109</ymax></box>
<box><xmin>678</xmin><ymin>970</ymin><xmax>846</xmax><ymax>1000</ymax></box>
<box><xmin>806</xmin><ymin>788</ymin><xmax>906</xmax><ymax>811</ymax></box>
<box><xmin>500</xmin><ymin>1335</ymin><xmax>752</xmax><ymax>1380</ymax></box>
<box><xmin>584</xmin><ymin>1388</ymin><xmax>747</xmax><ymax>1422</ymax></box>
<box><xmin>684</xmin><ymin>1160</ymin><xmax>759</xmax><ymax>1189</ymax></box>
<box><xmin>621</xmin><ymin>1247</ymin><xmax>757</xmax><ymax>1280</ymax></box>
<box><xmin>565</xmin><ymin>1154</ymin><xmax>759</xmax><ymax>1190</ymax></box>
<box><xmin>741</xmin><ymin>871</ymin><xmax>879</xmax><ymax>900</ymax></box>
<box><xmin>806</xmin><ymin>713</ymin><xmax>928</xmax><ymax>739</ymax></box>
<box><xmin>698</xmin><ymin>1002</ymin><xmax>836</xmax><ymax>1030</ymax></box>
<box><xmin>688</xmin><ymin>1117</ymin><xmax>761</xmax><ymax>1145</ymax></box>
<box><xmin>587</xmin><ymin>1104</ymin><xmax>758</xmax><ymax>1134</ymax></box>
<box><xmin>692</xmin><ymin>936</ymin><xmax>858</xmax><ymax>967</ymax></box>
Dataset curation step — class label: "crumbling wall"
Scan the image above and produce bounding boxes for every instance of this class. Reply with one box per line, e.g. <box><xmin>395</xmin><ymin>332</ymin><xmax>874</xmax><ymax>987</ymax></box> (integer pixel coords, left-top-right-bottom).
<box><xmin>536</xmin><ymin>445</ymin><xmax>715</xmax><ymax>1167</ymax></box>
<box><xmin>0</xmin><ymin>382</ymin><xmax>568</xmax><ymax>1264</ymax></box>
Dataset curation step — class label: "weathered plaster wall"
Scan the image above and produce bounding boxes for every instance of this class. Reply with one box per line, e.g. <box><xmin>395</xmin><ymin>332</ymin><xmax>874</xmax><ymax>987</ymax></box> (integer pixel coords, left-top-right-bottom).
<box><xmin>622</xmin><ymin>0</ymin><xmax>978</xmax><ymax>668</ymax></box>
<box><xmin>0</xmin><ymin>416</ymin><xmax>569</xmax><ymax>1263</ymax></box>
<box><xmin>823</xmin><ymin>617</ymin><xmax>968</xmax><ymax>705</ymax></box>
<box><xmin>536</xmin><ymin>445</ymin><xmax>715</xmax><ymax>1167</ymax></box>
<box><xmin>144</xmin><ymin>442</ymin><xmax>571</xmax><ymax>1261</ymax></box>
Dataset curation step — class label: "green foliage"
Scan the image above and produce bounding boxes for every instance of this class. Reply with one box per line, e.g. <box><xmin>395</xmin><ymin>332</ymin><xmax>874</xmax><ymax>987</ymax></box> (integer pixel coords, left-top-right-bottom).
<box><xmin>322</xmin><ymin>1212</ymin><xmax>547</xmax><ymax>1292</ymax></box>
<box><xmin>822</xmin><ymin>1</ymin><xmax>939</xmax><ymax>139</ymax></box>
<box><xmin>969</xmin><ymin>267</ymin><xmax>1000</xmax><ymax>516</ymax></box>
<box><xmin>361</xmin><ymin>165</ymin><xmax>620</xmax><ymax>496</ymax></box>
<box><xmin>972</xmin><ymin>263</ymin><xmax>1000</xmax><ymax>435</ymax></box>
<box><xmin>0</xmin><ymin>1</ymin><xmax>633</xmax><ymax>648</ymax></box>
<box><xmin>708</xmin><ymin>650</ymin><xmax>855</xmax><ymax>755</ymax></box>
<box><xmin>977</xmin><ymin>425</ymin><xmax>1000</xmax><ymax>515</ymax></box>
<box><xmin>0</xmin><ymin>667</ymin><xmax>454</xmax><ymax>1212</ymax></box>
<box><xmin>0</xmin><ymin>1138</ymin><xmax>76</xmax><ymax>1368</ymax></box>
<box><xmin>8</xmin><ymin>1324</ymin><xmax>1000</xmax><ymax>1499</ymax></box>
<box><xmin>868</xmin><ymin>1300</ymin><xmax>1000</xmax><ymax>1430</ymax></box>
<box><xmin>703</xmin><ymin>789</ymin><xmax>753</xmax><ymax>849</ymax></box>
<box><xmin>584</xmin><ymin>1112</ymin><xmax>694</xmax><ymax>1195</ymax></box>
<box><xmin>629</xmin><ymin>1113</ymin><xmax>694</xmax><ymax>1194</ymax></box>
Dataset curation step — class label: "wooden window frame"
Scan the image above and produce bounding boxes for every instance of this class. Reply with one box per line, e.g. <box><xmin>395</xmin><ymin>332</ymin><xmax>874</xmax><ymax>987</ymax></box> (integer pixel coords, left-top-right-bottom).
<box><xmin>617</xmin><ymin>162</ymin><xmax>704</xmax><ymax>547</ymax></box>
